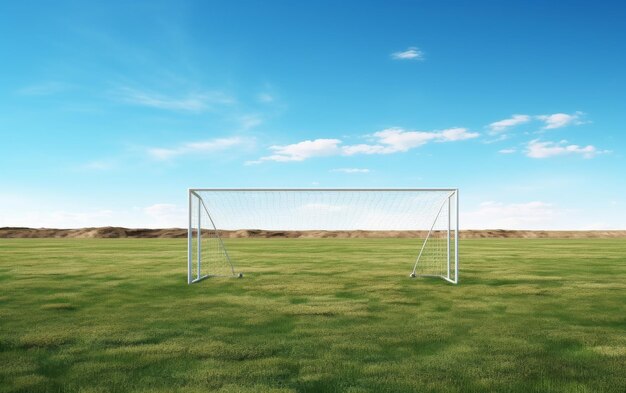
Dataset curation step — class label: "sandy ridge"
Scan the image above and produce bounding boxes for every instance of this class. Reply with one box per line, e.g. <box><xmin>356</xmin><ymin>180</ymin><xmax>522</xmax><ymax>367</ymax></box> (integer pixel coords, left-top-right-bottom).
<box><xmin>1</xmin><ymin>227</ymin><xmax>625</xmax><ymax>239</ymax></box>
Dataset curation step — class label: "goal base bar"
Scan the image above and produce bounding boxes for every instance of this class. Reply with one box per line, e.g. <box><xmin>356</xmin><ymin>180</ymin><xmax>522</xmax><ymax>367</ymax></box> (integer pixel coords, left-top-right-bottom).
<box><xmin>410</xmin><ymin>274</ymin><xmax>458</xmax><ymax>284</ymax></box>
<box><xmin>190</xmin><ymin>273</ymin><xmax>243</xmax><ymax>284</ymax></box>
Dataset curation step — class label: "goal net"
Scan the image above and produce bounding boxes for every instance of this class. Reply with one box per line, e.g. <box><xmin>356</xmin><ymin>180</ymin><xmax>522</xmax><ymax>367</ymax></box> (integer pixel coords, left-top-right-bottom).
<box><xmin>188</xmin><ymin>189</ymin><xmax>458</xmax><ymax>284</ymax></box>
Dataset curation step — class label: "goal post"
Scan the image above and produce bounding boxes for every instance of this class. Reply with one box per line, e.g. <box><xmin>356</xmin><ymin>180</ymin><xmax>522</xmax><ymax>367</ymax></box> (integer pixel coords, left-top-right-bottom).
<box><xmin>187</xmin><ymin>188</ymin><xmax>459</xmax><ymax>284</ymax></box>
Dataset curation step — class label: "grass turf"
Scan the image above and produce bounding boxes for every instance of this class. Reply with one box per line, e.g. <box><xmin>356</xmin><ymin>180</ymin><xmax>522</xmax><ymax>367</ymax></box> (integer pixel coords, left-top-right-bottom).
<box><xmin>0</xmin><ymin>238</ymin><xmax>625</xmax><ymax>392</ymax></box>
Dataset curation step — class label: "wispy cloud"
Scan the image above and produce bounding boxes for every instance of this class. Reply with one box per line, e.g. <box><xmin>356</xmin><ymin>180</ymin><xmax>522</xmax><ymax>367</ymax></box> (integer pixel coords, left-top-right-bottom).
<box><xmin>148</xmin><ymin>136</ymin><xmax>249</xmax><ymax>160</ymax></box>
<box><xmin>255</xmin><ymin>127</ymin><xmax>478</xmax><ymax>163</ymax></box>
<box><xmin>391</xmin><ymin>47</ymin><xmax>424</xmax><ymax>60</ymax></box>
<box><xmin>257</xmin><ymin>93</ymin><xmax>274</xmax><ymax>103</ymax></box>
<box><xmin>238</xmin><ymin>114</ymin><xmax>263</xmax><ymax>130</ymax></box>
<box><xmin>51</xmin><ymin>209</ymin><xmax>115</xmax><ymax>223</ymax></box>
<box><xmin>464</xmin><ymin>201</ymin><xmax>557</xmax><ymax>229</ymax></box>
<box><xmin>115</xmin><ymin>87</ymin><xmax>235</xmax><ymax>112</ymax></box>
<box><xmin>144</xmin><ymin>204</ymin><xmax>185</xmax><ymax>227</ymax></box>
<box><xmin>78</xmin><ymin>159</ymin><xmax>117</xmax><ymax>171</ymax></box>
<box><xmin>498</xmin><ymin>148</ymin><xmax>516</xmax><ymax>154</ymax></box>
<box><xmin>331</xmin><ymin>168</ymin><xmax>370</xmax><ymax>174</ymax></box>
<box><xmin>259</xmin><ymin>139</ymin><xmax>342</xmax><ymax>162</ymax></box>
<box><xmin>17</xmin><ymin>82</ymin><xmax>72</xmax><ymax>96</ymax></box>
<box><xmin>299</xmin><ymin>203</ymin><xmax>345</xmax><ymax>213</ymax></box>
<box><xmin>488</xmin><ymin>114</ymin><xmax>531</xmax><ymax>134</ymax></box>
<box><xmin>486</xmin><ymin>111</ymin><xmax>587</xmax><ymax>138</ymax></box>
<box><xmin>525</xmin><ymin>139</ymin><xmax>608</xmax><ymax>159</ymax></box>
<box><xmin>536</xmin><ymin>111</ymin><xmax>585</xmax><ymax>129</ymax></box>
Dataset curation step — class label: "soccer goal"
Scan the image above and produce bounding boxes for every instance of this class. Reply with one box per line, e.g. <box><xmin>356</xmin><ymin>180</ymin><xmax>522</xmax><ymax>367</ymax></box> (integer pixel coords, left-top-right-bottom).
<box><xmin>187</xmin><ymin>188</ymin><xmax>459</xmax><ymax>284</ymax></box>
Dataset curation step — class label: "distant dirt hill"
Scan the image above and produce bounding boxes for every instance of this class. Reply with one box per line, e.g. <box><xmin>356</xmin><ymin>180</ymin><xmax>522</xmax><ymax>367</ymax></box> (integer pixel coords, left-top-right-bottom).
<box><xmin>0</xmin><ymin>227</ymin><xmax>188</xmax><ymax>238</ymax></box>
<box><xmin>1</xmin><ymin>227</ymin><xmax>625</xmax><ymax>239</ymax></box>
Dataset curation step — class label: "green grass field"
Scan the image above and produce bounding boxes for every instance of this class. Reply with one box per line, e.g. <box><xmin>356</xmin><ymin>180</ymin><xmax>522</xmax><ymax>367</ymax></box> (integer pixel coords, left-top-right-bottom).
<box><xmin>1</xmin><ymin>238</ymin><xmax>625</xmax><ymax>393</ymax></box>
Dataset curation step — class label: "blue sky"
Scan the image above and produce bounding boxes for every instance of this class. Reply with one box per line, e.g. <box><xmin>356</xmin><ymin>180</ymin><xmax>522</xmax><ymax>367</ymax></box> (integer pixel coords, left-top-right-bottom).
<box><xmin>0</xmin><ymin>0</ymin><xmax>624</xmax><ymax>229</ymax></box>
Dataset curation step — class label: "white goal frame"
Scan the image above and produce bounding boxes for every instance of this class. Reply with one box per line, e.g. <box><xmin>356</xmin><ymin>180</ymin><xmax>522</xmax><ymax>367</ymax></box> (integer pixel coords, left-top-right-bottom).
<box><xmin>187</xmin><ymin>188</ymin><xmax>459</xmax><ymax>284</ymax></box>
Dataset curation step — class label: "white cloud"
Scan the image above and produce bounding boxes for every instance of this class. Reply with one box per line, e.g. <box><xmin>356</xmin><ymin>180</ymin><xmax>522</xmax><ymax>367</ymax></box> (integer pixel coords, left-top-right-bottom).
<box><xmin>488</xmin><ymin>114</ymin><xmax>531</xmax><ymax>133</ymax></box>
<box><xmin>439</xmin><ymin>128</ymin><xmax>479</xmax><ymax>141</ymax></box>
<box><xmin>391</xmin><ymin>47</ymin><xmax>424</xmax><ymax>60</ymax></box>
<box><xmin>341</xmin><ymin>143</ymin><xmax>392</xmax><ymax>155</ymax></box>
<box><xmin>344</xmin><ymin>127</ymin><xmax>479</xmax><ymax>155</ymax></box>
<box><xmin>525</xmin><ymin>139</ymin><xmax>607</xmax><ymax>159</ymax></box>
<box><xmin>536</xmin><ymin>111</ymin><xmax>585</xmax><ymax>129</ymax></box>
<box><xmin>116</xmin><ymin>87</ymin><xmax>234</xmax><ymax>112</ymax></box>
<box><xmin>148</xmin><ymin>136</ymin><xmax>249</xmax><ymax>160</ymax></box>
<box><xmin>498</xmin><ymin>148</ymin><xmax>516</xmax><ymax>154</ymax></box>
<box><xmin>259</xmin><ymin>139</ymin><xmax>342</xmax><ymax>162</ymax></box>
<box><xmin>463</xmin><ymin>201</ymin><xmax>557</xmax><ymax>229</ymax></box>
<box><xmin>331</xmin><ymin>168</ymin><xmax>370</xmax><ymax>174</ymax></box>
<box><xmin>256</xmin><ymin>127</ymin><xmax>478</xmax><ymax>162</ymax></box>
<box><xmin>486</xmin><ymin>112</ymin><xmax>588</xmax><ymax>140</ymax></box>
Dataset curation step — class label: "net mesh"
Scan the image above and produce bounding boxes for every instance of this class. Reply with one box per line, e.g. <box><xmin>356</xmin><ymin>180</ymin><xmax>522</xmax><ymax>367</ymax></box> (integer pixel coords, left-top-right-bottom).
<box><xmin>189</xmin><ymin>190</ymin><xmax>457</xmax><ymax>282</ymax></box>
<box><xmin>190</xmin><ymin>195</ymin><xmax>236</xmax><ymax>280</ymax></box>
<box><xmin>411</xmin><ymin>196</ymin><xmax>456</xmax><ymax>282</ymax></box>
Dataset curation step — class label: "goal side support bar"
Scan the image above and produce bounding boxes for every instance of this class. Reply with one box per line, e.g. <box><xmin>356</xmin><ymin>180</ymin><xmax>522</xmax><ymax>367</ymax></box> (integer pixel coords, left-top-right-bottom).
<box><xmin>410</xmin><ymin>190</ymin><xmax>458</xmax><ymax>284</ymax></box>
<box><xmin>187</xmin><ymin>189</ymin><xmax>192</xmax><ymax>284</ymax></box>
<box><xmin>188</xmin><ymin>190</ymin><xmax>238</xmax><ymax>284</ymax></box>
